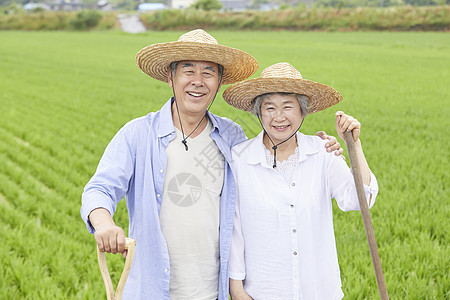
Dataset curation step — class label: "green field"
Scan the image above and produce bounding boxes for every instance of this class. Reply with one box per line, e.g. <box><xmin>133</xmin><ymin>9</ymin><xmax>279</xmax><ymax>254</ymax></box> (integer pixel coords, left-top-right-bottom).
<box><xmin>0</xmin><ymin>31</ymin><xmax>449</xmax><ymax>299</ymax></box>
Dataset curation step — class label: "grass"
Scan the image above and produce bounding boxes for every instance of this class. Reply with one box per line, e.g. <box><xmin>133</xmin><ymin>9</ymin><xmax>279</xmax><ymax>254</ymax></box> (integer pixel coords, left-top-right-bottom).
<box><xmin>1</xmin><ymin>6</ymin><xmax>449</xmax><ymax>31</ymax></box>
<box><xmin>140</xmin><ymin>5</ymin><xmax>450</xmax><ymax>31</ymax></box>
<box><xmin>0</xmin><ymin>30</ymin><xmax>449</xmax><ymax>299</ymax></box>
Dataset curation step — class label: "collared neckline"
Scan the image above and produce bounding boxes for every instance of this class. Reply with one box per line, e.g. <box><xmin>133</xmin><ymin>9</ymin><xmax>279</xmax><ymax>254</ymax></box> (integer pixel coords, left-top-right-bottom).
<box><xmin>158</xmin><ymin>97</ymin><xmax>221</xmax><ymax>139</ymax></box>
<box><xmin>157</xmin><ymin>98</ymin><xmax>176</xmax><ymax>138</ymax></box>
<box><xmin>247</xmin><ymin>131</ymin><xmax>322</xmax><ymax>168</ymax></box>
<box><xmin>206</xmin><ymin>110</ymin><xmax>221</xmax><ymax>135</ymax></box>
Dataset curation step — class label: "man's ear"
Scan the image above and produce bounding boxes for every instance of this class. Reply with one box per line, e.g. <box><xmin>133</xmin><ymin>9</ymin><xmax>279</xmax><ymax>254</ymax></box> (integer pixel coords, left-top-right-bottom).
<box><xmin>167</xmin><ymin>68</ymin><xmax>173</xmax><ymax>87</ymax></box>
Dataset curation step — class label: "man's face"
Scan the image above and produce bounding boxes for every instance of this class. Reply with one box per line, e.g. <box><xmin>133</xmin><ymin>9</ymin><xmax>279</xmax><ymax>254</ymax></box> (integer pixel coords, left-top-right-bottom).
<box><xmin>168</xmin><ymin>61</ymin><xmax>222</xmax><ymax>117</ymax></box>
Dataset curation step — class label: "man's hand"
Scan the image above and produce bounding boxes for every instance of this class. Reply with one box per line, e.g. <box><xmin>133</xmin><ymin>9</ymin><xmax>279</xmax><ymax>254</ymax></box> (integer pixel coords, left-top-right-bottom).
<box><xmin>316</xmin><ymin>131</ymin><xmax>343</xmax><ymax>156</ymax></box>
<box><xmin>90</xmin><ymin>208</ymin><xmax>127</xmax><ymax>258</ymax></box>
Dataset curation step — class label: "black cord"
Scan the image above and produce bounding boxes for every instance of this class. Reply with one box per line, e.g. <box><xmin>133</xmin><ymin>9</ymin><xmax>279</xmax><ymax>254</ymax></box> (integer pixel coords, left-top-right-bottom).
<box><xmin>170</xmin><ymin>77</ymin><xmax>220</xmax><ymax>151</ymax></box>
<box><xmin>257</xmin><ymin>115</ymin><xmax>305</xmax><ymax>168</ymax></box>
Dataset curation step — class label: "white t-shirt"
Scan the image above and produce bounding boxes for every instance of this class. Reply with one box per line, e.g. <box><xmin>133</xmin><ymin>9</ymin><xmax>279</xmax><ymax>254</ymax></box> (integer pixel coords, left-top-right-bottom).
<box><xmin>230</xmin><ymin>131</ymin><xmax>378</xmax><ymax>300</ymax></box>
<box><xmin>160</xmin><ymin>119</ymin><xmax>225</xmax><ymax>300</ymax></box>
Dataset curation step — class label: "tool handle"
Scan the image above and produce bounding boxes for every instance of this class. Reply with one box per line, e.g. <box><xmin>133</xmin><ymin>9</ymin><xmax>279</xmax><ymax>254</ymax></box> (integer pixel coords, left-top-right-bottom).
<box><xmin>344</xmin><ymin>131</ymin><xmax>388</xmax><ymax>300</ymax></box>
<box><xmin>97</xmin><ymin>238</ymin><xmax>136</xmax><ymax>300</ymax></box>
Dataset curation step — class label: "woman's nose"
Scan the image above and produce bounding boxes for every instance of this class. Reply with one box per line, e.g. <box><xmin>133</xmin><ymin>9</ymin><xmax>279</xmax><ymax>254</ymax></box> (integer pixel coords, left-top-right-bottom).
<box><xmin>274</xmin><ymin>109</ymin><xmax>285</xmax><ymax>121</ymax></box>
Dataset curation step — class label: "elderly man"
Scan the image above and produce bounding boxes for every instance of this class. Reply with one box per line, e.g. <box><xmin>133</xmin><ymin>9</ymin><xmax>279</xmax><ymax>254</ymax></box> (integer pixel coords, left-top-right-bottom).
<box><xmin>80</xmin><ymin>29</ymin><xmax>342</xmax><ymax>300</ymax></box>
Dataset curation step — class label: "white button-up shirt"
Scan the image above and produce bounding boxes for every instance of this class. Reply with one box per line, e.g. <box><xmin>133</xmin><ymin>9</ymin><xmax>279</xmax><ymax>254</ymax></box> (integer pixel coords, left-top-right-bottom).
<box><xmin>229</xmin><ymin>132</ymin><xmax>378</xmax><ymax>300</ymax></box>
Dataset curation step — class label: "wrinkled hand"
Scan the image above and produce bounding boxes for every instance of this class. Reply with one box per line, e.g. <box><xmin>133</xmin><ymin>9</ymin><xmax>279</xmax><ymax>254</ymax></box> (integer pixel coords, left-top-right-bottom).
<box><xmin>335</xmin><ymin>111</ymin><xmax>361</xmax><ymax>142</ymax></box>
<box><xmin>94</xmin><ymin>224</ymin><xmax>127</xmax><ymax>258</ymax></box>
<box><xmin>316</xmin><ymin>131</ymin><xmax>343</xmax><ymax>156</ymax></box>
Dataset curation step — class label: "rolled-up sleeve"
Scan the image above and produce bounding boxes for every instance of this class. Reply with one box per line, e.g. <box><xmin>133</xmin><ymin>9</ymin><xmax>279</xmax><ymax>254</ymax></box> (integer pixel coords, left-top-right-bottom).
<box><xmin>80</xmin><ymin>126</ymin><xmax>135</xmax><ymax>233</ymax></box>
<box><xmin>329</xmin><ymin>155</ymin><xmax>379</xmax><ymax>212</ymax></box>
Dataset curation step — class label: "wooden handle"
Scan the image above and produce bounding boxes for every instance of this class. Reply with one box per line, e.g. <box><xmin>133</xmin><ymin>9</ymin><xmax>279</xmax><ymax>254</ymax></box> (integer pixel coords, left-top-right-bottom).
<box><xmin>344</xmin><ymin>131</ymin><xmax>388</xmax><ymax>300</ymax></box>
<box><xmin>97</xmin><ymin>238</ymin><xmax>136</xmax><ymax>300</ymax></box>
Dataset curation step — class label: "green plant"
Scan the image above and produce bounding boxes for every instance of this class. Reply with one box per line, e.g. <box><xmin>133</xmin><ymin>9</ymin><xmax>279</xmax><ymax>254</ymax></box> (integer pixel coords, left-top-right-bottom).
<box><xmin>0</xmin><ymin>31</ymin><xmax>449</xmax><ymax>299</ymax></box>
<box><xmin>69</xmin><ymin>10</ymin><xmax>102</xmax><ymax>30</ymax></box>
<box><xmin>190</xmin><ymin>0</ymin><xmax>222</xmax><ymax>11</ymax></box>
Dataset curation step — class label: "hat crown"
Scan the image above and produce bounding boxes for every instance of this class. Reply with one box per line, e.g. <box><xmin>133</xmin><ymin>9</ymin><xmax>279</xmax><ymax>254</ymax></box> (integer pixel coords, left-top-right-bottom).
<box><xmin>177</xmin><ymin>29</ymin><xmax>218</xmax><ymax>45</ymax></box>
<box><xmin>261</xmin><ymin>62</ymin><xmax>303</xmax><ymax>80</ymax></box>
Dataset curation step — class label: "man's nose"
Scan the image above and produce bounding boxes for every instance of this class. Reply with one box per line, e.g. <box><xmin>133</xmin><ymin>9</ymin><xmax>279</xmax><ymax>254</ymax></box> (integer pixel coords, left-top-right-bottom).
<box><xmin>191</xmin><ymin>73</ymin><xmax>204</xmax><ymax>86</ymax></box>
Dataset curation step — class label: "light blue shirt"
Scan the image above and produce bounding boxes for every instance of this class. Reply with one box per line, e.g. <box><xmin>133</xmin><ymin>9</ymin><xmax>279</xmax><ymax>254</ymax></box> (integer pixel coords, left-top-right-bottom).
<box><xmin>80</xmin><ymin>98</ymin><xmax>247</xmax><ymax>299</ymax></box>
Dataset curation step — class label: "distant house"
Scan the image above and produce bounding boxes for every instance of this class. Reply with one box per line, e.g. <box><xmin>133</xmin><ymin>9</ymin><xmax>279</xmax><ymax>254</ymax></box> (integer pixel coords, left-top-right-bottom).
<box><xmin>138</xmin><ymin>3</ymin><xmax>168</xmax><ymax>11</ymax></box>
<box><xmin>49</xmin><ymin>0</ymin><xmax>83</xmax><ymax>11</ymax></box>
<box><xmin>97</xmin><ymin>0</ymin><xmax>112</xmax><ymax>11</ymax></box>
<box><xmin>221</xmin><ymin>0</ymin><xmax>248</xmax><ymax>11</ymax></box>
<box><xmin>169</xmin><ymin>0</ymin><xmax>249</xmax><ymax>10</ymax></box>
<box><xmin>259</xmin><ymin>3</ymin><xmax>278</xmax><ymax>11</ymax></box>
<box><xmin>168</xmin><ymin>0</ymin><xmax>194</xmax><ymax>9</ymax></box>
<box><xmin>24</xmin><ymin>2</ymin><xmax>51</xmax><ymax>10</ymax></box>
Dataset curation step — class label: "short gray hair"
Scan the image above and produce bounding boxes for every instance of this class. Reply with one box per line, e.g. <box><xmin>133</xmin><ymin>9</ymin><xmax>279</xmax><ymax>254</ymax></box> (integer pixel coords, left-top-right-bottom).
<box><xmin>251</xmin><ymin>92</ymin><xmax>309</xmax><ymax>117</ymax></box>
<box><xmin>169</xmin><ymin>61</ymin><xmax>224</xmax><ymax>82</ymax></box>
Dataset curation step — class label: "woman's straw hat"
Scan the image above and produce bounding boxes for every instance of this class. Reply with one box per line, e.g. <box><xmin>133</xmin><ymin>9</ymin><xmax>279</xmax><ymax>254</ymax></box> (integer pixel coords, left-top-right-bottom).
<box><xmin>136</xmin><ymin>29</ymin><xmax>258</xmax><ymax>85</ymax></box>
<box><xmin>223</xmin><ymin>62</ymin><xmax>342</xmax><ymax>113</ymax></box>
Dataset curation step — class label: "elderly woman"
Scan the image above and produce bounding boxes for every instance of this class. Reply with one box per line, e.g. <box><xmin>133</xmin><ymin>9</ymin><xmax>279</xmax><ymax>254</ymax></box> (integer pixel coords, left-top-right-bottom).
<box><xmin>223</xmin><ymin>63</ymin><xmax>379</xmax><ymax>300</ymax></box>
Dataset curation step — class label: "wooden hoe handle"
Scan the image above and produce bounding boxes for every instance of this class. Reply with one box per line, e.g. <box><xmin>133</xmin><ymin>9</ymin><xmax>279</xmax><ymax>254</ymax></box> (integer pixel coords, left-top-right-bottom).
<box><xmin>97</xmin><ymin>238</ymin><xmax>136</xmax><ymax>300</ymax></box>
<box><xmin>344</xmin><ymin>131</ymin><xmax>388</xmax><ymax>300</ymax></box>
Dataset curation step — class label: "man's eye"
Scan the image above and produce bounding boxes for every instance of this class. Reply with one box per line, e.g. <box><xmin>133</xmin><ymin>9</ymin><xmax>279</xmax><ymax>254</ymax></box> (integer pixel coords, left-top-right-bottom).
<box><xmin>185</xmin><ymin>71</ymin><xmax>194</xmax><ymax>75</ymax></box>
<box><xmin>203</xmin><ymin>72</ymin><xmax>214</xmax><ymax>77</ymax></box>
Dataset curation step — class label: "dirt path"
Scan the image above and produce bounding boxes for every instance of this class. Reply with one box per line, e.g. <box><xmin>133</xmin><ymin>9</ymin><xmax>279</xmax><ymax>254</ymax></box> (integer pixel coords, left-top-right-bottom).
<box><xmin>118</xmin><ymin>14</ymin><xmax>146</xmax><ymax>34</ymax></box>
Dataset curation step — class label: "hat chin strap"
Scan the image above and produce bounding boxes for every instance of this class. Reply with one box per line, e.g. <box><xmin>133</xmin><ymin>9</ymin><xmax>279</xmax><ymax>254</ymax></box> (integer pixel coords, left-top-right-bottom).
<box><xmin>171</xmin><ymin>78</ymin><xmax>220</xmax><ymax>151</ymax></box>
<box><xmin>257</xmin><ymin>115</ymin><xmax>305</xmax><ymax>168</ymax></box>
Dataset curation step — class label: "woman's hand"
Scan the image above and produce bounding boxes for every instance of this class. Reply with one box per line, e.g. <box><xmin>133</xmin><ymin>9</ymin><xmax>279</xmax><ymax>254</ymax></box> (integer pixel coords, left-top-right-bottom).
<box><xmin>230</xmin><ymin>279</ymin><xmax>253</xmax><ymax>300</ymax></box>
<box><xmin>335</xmin><ymin>111</ymin><xmax>361</xmax><ymax>142</ymax></box>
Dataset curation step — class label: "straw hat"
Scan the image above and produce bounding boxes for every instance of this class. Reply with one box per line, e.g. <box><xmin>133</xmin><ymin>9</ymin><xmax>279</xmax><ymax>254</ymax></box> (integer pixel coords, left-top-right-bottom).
<box><xmin>223</xmin><ymin>62</ymin><xmax>342</xmax><ymax>113</ymax></box>
<box><xmin>135</xmin><ymin>29</ymin><xmax>258</xmax><ymax>85</ymax></box>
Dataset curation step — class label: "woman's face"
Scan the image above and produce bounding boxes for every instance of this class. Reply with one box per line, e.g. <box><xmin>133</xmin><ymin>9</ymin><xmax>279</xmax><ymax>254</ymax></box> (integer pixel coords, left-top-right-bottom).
<box><xmin>260</xmin><ymin>94</ymin><xmax>303</xmax><ymax>145</ymax></box>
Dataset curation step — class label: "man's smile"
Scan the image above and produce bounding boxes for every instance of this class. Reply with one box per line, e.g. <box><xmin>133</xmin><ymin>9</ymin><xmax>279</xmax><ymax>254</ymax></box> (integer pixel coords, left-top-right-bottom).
<box><xmin>187</xmin><ymin>91</ymin><xmax>206</xmax><ymax>98</ymax></box>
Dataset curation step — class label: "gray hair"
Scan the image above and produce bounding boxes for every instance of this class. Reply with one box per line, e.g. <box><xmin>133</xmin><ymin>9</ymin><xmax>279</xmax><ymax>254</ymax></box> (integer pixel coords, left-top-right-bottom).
<box><xmin>251</xmin><ymin>92</ymin><xmax>309</xmax><ymax>118</ymax></box>
<box><xmin>169</xmin><ymin>61</ymin><xmax>224</xmax><ymax>82</ymax></box>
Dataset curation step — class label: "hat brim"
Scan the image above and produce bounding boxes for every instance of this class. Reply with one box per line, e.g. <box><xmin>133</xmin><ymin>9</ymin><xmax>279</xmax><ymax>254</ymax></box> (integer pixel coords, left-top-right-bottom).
<box><xmin>223</xmin><ymin>77</ymin><xmax>342</xmax><ymax>113</ymax></box>
<box><xmin>136</xmin><ymin>41</ymin><xmax>258</xmax><ymax>85</ymax></box>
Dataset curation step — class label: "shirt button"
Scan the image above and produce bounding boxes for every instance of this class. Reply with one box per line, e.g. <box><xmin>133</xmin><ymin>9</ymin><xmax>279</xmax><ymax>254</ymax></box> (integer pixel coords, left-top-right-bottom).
<box><xmin>163</xmin><ymin>243</ymin><xmax>167</xmax><ymax>247</ymax></box>
<box><xmin>291</xmin><ymin>183</ymin><xmax>296</xmax><ymax>186</ymax></box>
<box><xmin>292</xmin><ymin>229</ymin><xmax>297</xmax><ymax>233</ymax></box>
<box><xmin>293</xmin><ymin>251</ymin><xmax>298</xmax><ymax>255</ymax></box>
<box><xmin>157</xmin><ymin>194</ymin><xmax>161</xmax><ymax>198</ymax></box>
<box><xmin>164</xmin><ymin>268</ymin><xmax>168</xmax><ymax>272</ymax></box>
<box><xmin>160</xmin><ymin>169</ymin><xmax>164</xmax><ymax>173</ymax></box>
<box><xmin>290</xmin><ymin>204</ymin><xmax>294</xmax><ymax>208</ymax></box>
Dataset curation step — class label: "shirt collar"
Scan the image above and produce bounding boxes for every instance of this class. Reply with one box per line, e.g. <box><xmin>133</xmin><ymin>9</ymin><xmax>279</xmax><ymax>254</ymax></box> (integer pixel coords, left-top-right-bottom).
<box><xmin>157</xmin><ymin>98</ymin><xmax>176</xmax><ymax>138</ymax></box>
<box><xmin>247</xmin><ymin>131</ymin><xmax>322</xmax><ymax>168</ymax></box>
<box><xmin>158</xmin><ymin>97</ymin><xmax>221</xmax><ymax>138</ymax></box>
<box><xmin>206</xmin><ymin>110</ymin><xmax>220</xmax><ymax>134</ymax></box>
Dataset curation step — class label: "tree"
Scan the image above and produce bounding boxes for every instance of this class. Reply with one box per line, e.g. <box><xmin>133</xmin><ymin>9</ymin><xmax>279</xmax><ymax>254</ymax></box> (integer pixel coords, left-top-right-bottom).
<box><xmin>190</xmin><ymin>0</ymin><xmax>222</xmax><ymax>10</ymax></box>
